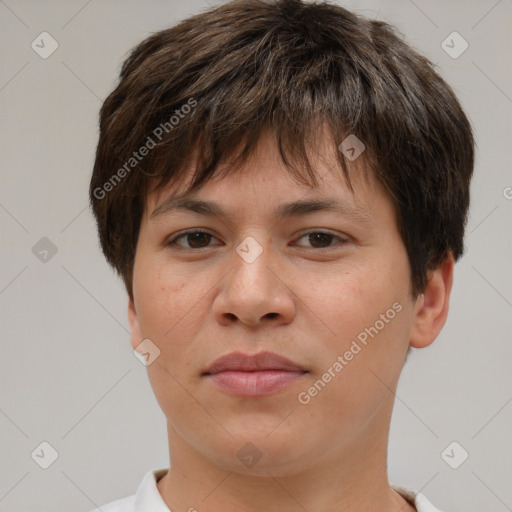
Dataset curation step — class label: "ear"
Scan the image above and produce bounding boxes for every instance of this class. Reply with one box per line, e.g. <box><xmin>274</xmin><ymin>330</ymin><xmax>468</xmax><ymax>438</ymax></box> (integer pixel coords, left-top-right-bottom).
<box><xmin>409</xmin><ymin>254</ymin><xmax>454</xmax><ymax>349</ymax></box>
<box><xmin>128</xmin><ymin>296</ymin><xmax>143</xmax><ymax>351</ymax></box>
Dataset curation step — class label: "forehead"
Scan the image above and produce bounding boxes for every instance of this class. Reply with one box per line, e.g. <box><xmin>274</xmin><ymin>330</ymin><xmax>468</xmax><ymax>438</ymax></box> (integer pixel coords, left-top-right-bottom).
<box><xmin>146</xmin><ymin>129</ymin><xmax>378</xmax><ymax>218</ymax></box>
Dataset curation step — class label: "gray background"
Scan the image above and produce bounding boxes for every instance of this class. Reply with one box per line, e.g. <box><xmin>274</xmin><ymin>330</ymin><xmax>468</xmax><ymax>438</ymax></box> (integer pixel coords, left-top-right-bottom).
<box><xmin>1</xmin><ymin>0</ymin><xmax>511</xmax><ymax>511</ymax></box>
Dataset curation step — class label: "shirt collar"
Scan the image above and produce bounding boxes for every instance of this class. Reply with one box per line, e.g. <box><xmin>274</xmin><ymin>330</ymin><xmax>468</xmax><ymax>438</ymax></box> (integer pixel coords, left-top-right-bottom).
<box><xmin>135</xmin><ymin>469</ymin><xmax>443</xmax><ymax>512</ymax></box>
<box><xmin>133</xmin><ymin>468</ymin><xmax>170</xmax><ymax>511</ymax></box>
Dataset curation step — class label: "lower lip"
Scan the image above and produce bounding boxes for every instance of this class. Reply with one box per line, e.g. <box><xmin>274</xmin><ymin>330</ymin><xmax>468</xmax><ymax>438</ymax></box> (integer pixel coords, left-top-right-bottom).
<box><xmin>206</xmin><ymin>370</ymin><xmax>305</xmax><ymax>396</ymax></box>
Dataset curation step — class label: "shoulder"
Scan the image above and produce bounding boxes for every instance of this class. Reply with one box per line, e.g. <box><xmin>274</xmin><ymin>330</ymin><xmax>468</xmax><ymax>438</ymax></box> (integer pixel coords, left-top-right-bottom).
<box><xmin>88</xmin><ymin>494</ymin><xmax>136</xmax><ymax>512</ymax></box>
<box><xmin>393</xmin><ymin>486</ymin><xmax>445</xmax><ymax>512</ymax></box>
<box><xmin>88</xmin><ymin>468</ymin><xmax>169</xmax><ymax>512</ymax></box>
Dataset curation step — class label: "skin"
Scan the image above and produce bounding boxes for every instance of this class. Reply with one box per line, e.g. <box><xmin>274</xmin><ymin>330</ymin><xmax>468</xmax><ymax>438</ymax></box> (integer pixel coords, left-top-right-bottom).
<box><xmin>128</xmin><ymin>129</ymin><xmax>453</xmax><ymax>512</ymax></box>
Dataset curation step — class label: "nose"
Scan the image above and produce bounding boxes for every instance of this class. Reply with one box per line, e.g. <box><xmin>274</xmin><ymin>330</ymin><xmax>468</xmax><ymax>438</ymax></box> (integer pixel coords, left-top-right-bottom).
<box><xmin>212</xmin><ymin>237</ymin><xmax>297</xmax><ymax>328</ymax></box>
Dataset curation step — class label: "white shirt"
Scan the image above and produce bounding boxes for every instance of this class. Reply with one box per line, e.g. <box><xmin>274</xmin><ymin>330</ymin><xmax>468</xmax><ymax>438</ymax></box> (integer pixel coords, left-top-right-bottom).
<box><xmin>90</xmin><ymin>469</ymin><xmax>444</xmax><ymax>512</ymax></box>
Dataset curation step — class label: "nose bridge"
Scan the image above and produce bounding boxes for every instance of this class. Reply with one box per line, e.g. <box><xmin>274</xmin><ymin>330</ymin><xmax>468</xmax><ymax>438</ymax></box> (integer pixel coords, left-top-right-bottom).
<box><xmin>213</xmin><ymin>233</ymin><xmax>296</xmax><ymax>326</ymax></box>
<box><xmin>231</xmin><ymin>234</ymin><xmax>276</xmax><ymax>296</ymax></box>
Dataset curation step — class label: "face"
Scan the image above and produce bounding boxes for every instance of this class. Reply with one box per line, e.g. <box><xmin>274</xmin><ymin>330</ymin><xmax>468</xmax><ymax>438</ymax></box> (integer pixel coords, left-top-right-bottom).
<box><xmin>128</xmin><ymin>130</ymin><xmax>423</xmax><ymax>477</ymax></box>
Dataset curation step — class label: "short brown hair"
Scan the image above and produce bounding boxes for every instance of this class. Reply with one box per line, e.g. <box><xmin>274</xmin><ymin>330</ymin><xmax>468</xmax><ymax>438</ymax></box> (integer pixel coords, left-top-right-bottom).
<box><xmin>90</xmin><ymin>0</ymin><xmax>474</xmax><ymax>299</ymax></box>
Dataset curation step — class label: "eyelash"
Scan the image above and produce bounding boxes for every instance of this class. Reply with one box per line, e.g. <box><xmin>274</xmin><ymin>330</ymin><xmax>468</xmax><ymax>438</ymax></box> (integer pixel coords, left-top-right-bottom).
<box><xmin>166</xmin><ymin>229</ymin><xmax>349</xmax><ymax>250</ymax></box>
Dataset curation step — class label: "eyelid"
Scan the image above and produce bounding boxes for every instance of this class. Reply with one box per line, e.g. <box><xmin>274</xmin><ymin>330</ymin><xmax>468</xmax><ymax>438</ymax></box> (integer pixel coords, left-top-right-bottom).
<box><xmin>293</xmin><ymin>230</ymin><xmax>349</xmax><ymax>248</ymax></box>
<box><xmin>293</xmin><ymin>229</ymin><xmax>350</xmax><ymax>252</ymax></box>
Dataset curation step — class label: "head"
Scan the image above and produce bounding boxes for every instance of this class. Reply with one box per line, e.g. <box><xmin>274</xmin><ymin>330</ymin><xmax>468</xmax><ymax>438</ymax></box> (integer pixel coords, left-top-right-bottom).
<box><xmin>90</xmin><ymin>0</ymin><xmax>473</xmax><ymax>476</ymax></box>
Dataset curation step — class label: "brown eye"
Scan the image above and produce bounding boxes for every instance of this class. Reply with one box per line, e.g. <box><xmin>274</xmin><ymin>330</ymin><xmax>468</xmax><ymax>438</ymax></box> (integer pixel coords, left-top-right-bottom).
<box><xmin>168</xmin><ymin>231</ymin><xmax>218</xmax><ymax>249</ymax></box>
<box><xmin>295</xmin><ymin>231</ymin><xmax>347</xmax><ymax>249</ymax></box>
<box><xmin>307</xmin><ymin>233</ymin><xmax>335</xmax><ymax>248</ymax></box>
<box><xmin>185</xmin><ymin>232</ymin><xmax>212</xmax><ymax>248</ymax></box>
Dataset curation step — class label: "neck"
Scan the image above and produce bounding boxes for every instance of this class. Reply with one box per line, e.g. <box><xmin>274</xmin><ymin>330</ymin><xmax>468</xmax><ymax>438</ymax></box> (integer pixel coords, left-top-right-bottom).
<box><xmin>157</xmin><ymin>401</ymin><xmax>415</xmax><ymax>512</ymax></box>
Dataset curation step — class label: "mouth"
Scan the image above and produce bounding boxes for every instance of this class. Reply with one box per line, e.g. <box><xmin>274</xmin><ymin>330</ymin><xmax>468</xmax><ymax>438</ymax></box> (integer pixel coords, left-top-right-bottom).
<box><xmin>202</xmin><ymin>351</ymin><xmax>308</xmax><ymax>397</ymax></box>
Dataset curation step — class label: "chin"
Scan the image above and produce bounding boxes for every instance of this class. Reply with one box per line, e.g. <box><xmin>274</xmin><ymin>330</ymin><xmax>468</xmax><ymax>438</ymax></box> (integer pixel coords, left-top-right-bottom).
<box><xmin>204</xmin><ymin>430</ymin><xmax>313</xmax><ymax>477</ymax></box>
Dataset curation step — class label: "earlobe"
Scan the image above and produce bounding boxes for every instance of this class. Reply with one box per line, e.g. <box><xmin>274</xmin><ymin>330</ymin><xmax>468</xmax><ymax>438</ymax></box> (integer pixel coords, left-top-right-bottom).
<box><xmin>128</xmin><ymin>296</ymin><xmax>143</xmax><ymax>351</ymax></box>
<box><xmin>409</xmin><ymin>254</ymin><xmax>454</xmax><ymax>349</ymax></box>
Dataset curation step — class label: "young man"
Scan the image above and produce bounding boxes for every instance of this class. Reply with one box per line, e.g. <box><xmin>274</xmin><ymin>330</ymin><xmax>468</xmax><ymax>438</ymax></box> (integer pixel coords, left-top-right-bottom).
<box><xmin>89</xmin><ymin>0</ymin><xmax>474</xmax><ymax>510</ymax></box>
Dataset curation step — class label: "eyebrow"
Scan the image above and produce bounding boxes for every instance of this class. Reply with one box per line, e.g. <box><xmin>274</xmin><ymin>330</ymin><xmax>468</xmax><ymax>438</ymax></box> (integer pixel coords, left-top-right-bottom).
<box><xmin>150</xmin><ymin>195</ymin><xmax>372</xmax><ymax>224</ymax></box>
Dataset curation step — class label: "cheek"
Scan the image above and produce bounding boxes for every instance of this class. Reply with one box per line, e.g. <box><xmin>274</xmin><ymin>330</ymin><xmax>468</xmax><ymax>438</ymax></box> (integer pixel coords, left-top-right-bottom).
<box><xmin>303</xmin><ymin>265</ymin><xmax>412</xmax><ymax>399</ymax></box>
<box><xmin>307</xmin><ymin>265</ymin><xmax>397</xmax><ymax>341</ymax></box>
<box><xmin>134</xmin><ymin>263</ymin><xmax>204</xmax><ymax>420</ymax></box>
<box><xmin>299</xmin><ymin>309</ymin><xmax>412</xmax><ymax>447</ymax></box>
<box><xmin>134</xmin><ymin>259</ymin><xmax>224</xmax><ymax>390</ymax></box>
<box><xmin>136</xmin><ymin>259</ymin><xmax>189</xmax><ymax>329</ymax></box>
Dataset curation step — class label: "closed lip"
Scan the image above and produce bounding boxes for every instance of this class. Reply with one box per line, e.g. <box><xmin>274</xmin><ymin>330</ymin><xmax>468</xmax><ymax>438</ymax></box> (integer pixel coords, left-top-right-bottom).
<box><xmin>203</xmin><ymin>351</ymin><xmax>307</xmax><ymax>375</ymax></box>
